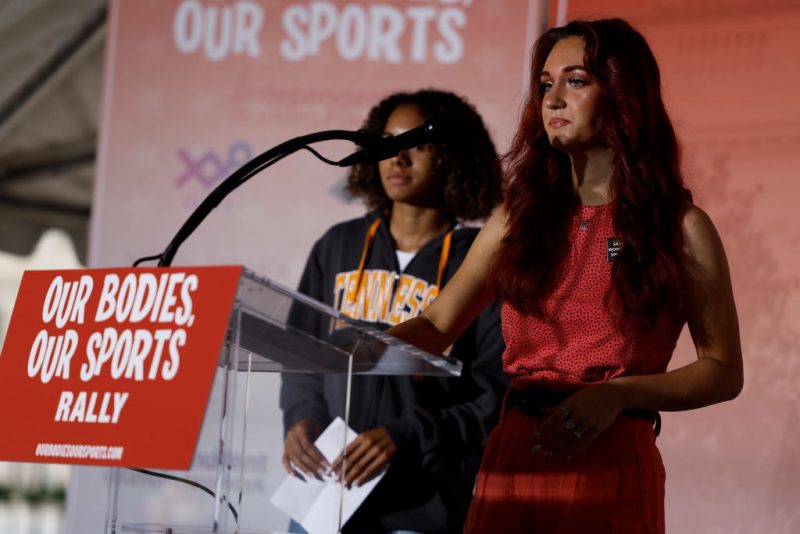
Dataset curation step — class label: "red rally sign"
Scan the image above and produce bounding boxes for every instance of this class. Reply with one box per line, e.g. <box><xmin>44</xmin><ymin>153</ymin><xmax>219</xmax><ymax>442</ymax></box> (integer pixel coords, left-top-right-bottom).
<box><xmin>0</xmin><ymin>266</ymin><xmax>243</xmax><ymax>469</ymax></box>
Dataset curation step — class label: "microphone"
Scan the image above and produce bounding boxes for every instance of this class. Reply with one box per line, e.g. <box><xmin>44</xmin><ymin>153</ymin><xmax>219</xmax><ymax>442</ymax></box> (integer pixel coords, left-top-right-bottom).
<box><xmin>338</xmin><ymin>112</ymin><xmax>466</xmax><ymax>167</ymax></box>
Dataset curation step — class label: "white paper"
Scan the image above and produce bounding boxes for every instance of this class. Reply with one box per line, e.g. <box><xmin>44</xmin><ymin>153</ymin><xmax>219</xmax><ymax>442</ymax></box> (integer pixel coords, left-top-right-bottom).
<box><xmin>270</xmin><ymin>417</ymin><xmax>386</xmax><ymax>534</ymax></box>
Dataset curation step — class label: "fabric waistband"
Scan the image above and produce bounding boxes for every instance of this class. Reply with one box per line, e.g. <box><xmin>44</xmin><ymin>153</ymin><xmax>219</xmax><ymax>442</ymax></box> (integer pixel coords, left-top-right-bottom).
<box><xmin>504</xmin><ymin>387</ymin><xmax>661</xmax><ymax>437</ymax></box>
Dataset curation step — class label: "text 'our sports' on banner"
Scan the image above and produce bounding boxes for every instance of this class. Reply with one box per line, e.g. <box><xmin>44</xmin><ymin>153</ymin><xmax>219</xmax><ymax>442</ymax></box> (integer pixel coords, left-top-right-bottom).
<box><xmin>172</xmin><ymin>0</ymin><xmax>474</xmax><ymax>64</ymax></box>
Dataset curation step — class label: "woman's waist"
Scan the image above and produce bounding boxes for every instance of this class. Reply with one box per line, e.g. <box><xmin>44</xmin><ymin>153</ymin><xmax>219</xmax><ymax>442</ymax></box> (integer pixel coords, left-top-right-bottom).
<box><xmin>503</xmin><ymin>385</ymin><xmax>661</xmax><ymax>435</ymax></box>
<box><xmin>502</xmin><ymin>351</ymin><xmax>672</xmax><ymax>385</ymax></box>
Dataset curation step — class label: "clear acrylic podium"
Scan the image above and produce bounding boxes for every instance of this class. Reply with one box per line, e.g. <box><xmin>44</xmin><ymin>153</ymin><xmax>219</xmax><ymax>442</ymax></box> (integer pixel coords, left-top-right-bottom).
<box><xmin>104</xmin><ymin>267</ymin><xmax>462</xmax><ymax>534</ymax></box>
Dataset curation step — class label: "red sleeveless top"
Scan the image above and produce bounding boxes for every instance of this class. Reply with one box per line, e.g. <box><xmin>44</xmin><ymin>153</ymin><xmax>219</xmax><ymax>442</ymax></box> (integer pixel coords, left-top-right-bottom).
<box><xmin>501</xmin><ymin>204</ymin><xmax>686</xmax><ymax>389</ymax></box>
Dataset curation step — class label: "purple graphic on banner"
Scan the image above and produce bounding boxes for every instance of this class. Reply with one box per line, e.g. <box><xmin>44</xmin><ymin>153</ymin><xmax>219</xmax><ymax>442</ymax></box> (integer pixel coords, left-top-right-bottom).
<box><xmin>175</xmin><ymin>141</ymin><xmax>253</xmax><ymax>189</ymax></box>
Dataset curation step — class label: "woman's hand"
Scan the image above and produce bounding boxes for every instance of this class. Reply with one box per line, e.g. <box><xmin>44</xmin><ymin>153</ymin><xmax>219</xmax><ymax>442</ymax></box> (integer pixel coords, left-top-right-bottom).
<box><xmin>283</xmin><ymin>419</ymin><xmax>329</xmax><ymax>479</ymax></box>
<box><xmin>531</xmin><ymin>383</ymin><xmax>626</xmax><ymax>459</ymax></box>
<box><xmin>331</xmin><ymin>428</ymin><xmax>397</xmax><ymax>488</ymax></box>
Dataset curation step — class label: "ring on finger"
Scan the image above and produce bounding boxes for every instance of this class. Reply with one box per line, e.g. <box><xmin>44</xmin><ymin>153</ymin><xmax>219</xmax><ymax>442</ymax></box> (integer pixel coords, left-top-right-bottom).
<box><xmin>569</xmin><ymin>427</ymin><xmax>583</xmax><ymax>440</ymax></box>
<box><xmin>563</xmin><ymin>419</ymin><xmax>577</xmax><ymax>431</ymax></box>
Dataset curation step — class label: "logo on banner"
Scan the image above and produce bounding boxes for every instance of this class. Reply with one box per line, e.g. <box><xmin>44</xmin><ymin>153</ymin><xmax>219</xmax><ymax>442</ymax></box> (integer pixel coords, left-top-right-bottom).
<box><xmin>175</xmin><ymin>141</ymin><xmax>254</xmax><ymax>189</ymax></box>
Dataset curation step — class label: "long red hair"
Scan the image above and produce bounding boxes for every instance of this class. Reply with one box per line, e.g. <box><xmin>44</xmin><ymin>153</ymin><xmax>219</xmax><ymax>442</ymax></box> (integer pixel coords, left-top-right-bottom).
<box><xmin>490</xmin><ymin>18</ymin><xmax>692</xmax><ymax>323</ymax></box>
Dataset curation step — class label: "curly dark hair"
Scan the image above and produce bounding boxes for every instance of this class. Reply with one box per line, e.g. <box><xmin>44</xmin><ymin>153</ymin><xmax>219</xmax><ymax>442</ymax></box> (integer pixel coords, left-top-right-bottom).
<box><xmin>345</xmin><ymin>89</ymin><xmax>503</xmax><ymax>221</ymax></box>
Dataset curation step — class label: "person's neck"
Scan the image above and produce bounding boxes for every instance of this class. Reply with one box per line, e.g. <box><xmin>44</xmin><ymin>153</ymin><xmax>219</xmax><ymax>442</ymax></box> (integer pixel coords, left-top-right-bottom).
<box><xmin>570</xmin><ymin>146</ymin><xmax>614</xmax><ymax>206</ymax></box>
<box><xmin>388</xmin><ymin>203</ymin><xmax>452</xmax><ymax>252</ymax></box>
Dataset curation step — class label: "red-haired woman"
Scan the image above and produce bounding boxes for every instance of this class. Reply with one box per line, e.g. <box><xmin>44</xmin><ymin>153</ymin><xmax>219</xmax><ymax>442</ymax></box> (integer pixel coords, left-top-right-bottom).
<box><xmin>389</xmin><ymin>18</ymin><xmax>743</xmax><ymax>533</ymax></box>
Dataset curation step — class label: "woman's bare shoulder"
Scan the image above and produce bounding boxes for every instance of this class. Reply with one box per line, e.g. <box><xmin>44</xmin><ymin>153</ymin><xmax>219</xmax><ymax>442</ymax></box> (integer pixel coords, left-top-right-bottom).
<box><xmin>681</xmin><ymin>203</ymin><xmax>722</xmax><ymax>253</ymax></box>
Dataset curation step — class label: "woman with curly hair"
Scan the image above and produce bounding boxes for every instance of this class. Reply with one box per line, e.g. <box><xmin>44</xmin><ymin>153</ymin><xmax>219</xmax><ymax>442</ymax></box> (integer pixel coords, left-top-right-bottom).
<box><xmin>389</xmin><ymin>19</ymin><xmax>743</xmax><ymax>533</ymax></box>
<box><xmin>280</xmin><ymin>89</ymin><xmax>508</xmax><ymax>533</ymax></box>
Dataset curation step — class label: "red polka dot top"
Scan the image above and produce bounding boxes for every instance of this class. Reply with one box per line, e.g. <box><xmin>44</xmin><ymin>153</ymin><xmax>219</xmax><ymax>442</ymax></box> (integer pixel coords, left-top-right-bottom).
<box><xmin>501</xmin><ymin>203</ymin><xmax>686</xmax><ymax>390</ymax></box>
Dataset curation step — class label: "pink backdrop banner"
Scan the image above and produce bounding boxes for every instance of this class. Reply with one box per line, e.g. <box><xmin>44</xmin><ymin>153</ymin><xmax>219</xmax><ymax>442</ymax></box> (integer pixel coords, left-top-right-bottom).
<box><xmin>90</xmin><ymin>0</ymin><xmax>536</xmax><ymax>279</ymax></box>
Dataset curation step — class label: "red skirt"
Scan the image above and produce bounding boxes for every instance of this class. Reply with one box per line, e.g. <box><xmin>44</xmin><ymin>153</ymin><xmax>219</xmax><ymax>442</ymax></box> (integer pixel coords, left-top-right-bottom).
<box><xmin>464</xmin><ymin>408</ymin><xmax>665</xmax><ymax>534</ymax></box>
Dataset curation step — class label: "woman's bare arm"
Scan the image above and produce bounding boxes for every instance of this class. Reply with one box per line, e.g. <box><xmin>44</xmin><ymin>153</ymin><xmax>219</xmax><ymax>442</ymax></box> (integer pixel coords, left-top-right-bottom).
<box><xmin>534</xmin><ymin>205</ymin><xmax>743</xmax><ymax>457</ymax></box>
<box><xmin>388</xmin><ymin>207</ymin><xmax>508</xmax><ymax>354</ymax></box>
<box><xmin>608</xmin><ymin>204</ymin><xmax>744</xmax><ymax>410</ymax></box>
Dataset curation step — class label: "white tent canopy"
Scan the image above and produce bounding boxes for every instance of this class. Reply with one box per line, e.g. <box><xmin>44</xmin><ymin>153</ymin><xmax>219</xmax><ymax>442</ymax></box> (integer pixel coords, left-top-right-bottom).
<box><xmin>0</xmin><ymin>0</ymin><xmax>105</xmax><ymax>264</ymax></box>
